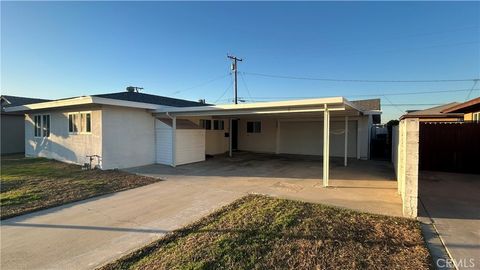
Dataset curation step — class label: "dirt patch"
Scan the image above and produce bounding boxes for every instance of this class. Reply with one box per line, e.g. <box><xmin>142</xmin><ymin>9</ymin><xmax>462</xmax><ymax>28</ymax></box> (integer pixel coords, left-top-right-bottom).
<box><xmin>99</xmin><ymin>195</ymin><xmax>432</xmax><ymax>270</ymax></box>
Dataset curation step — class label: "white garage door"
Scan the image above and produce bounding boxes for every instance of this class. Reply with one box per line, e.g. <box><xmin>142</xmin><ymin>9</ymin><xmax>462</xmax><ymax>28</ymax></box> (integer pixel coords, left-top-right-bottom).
<box><xmin>278</xmin><ymin>120</ymin><xmax>357</xmax><ymax>157</ymax></box>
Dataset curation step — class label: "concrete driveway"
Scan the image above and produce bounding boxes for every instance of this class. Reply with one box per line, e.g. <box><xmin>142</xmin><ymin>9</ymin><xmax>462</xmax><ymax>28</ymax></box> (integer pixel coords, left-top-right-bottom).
<box><xmin>1</xmin><ymin>153</ymin><xmax>402</xmax><ymax>270</ymax></box>
<box><xmin>419</xmin><ymin>171</ymin><xmax>480</xmax><ymax>270</ymax></box>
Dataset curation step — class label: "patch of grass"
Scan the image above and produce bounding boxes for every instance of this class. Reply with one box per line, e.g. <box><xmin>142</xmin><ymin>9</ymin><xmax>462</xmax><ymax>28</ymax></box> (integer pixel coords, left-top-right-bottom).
<box><xmin>0</xmin><ymin>155</ymin><xmax>159</xmax><ymax>219</ymax></box>
<box><xmin>99</xmin><ymin>195</ymin><xmax>432</xmax><ymax>270</ymax></box>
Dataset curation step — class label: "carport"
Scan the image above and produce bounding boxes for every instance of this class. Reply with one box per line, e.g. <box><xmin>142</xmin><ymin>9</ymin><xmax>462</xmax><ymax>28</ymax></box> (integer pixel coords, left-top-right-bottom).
<box><xmin>152</xmin><ymin>97</ymin><xmax>379</xmax><ymax>187</ymax></box>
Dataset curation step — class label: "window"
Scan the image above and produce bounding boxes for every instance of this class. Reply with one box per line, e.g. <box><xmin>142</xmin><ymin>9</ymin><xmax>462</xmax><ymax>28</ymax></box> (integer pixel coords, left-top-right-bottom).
<box><xmin>69</xmin><ymin>112</ymin><xmax>91</xmax><ymax>134</ymax></box>
<box><xmin>34</xmin><ymin>114</ymin><xmax>50</xmax><ymax>137</ymax></box>
<box><xmin>200</xmin><ymin>119</ymin><xmax>211</xmax><ymax>130</ymax></box>
<box><xmin>473</xmin><ymin>112</ymin><xmax>480</xmax><ymax>122</ymax></box>
<box><xmin>213</xmin><ymin>120</ymin><xmax>224</xmax><ymax>130</ymax></box>
<box><xmin>34</xmin><ymin>115</ymin><xmax>42</xmax><ymax>137</ymax></box>
<box><xmin>42</xmin><ymin>115</ymin><xmax>50</xmax><ymax>137</ymax></box>
<box><xmin>247</xmin><ymin>121</ymin><xmax>261</xmax><ymax>133</ymax></box>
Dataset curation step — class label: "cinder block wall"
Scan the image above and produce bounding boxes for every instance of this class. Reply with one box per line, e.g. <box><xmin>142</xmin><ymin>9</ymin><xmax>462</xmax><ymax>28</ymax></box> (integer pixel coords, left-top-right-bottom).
<box><xmin>392</xmin><ymin>118</ymin><xmax>419</xmax><ymax>218</ymax></box>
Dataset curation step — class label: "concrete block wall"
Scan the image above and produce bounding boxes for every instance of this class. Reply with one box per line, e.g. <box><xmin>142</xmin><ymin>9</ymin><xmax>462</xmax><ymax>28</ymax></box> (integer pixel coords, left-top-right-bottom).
<box><xmin>393</xmin><ymin>118</ymin><xmax>419</xmax><ymax>218</ymax></box>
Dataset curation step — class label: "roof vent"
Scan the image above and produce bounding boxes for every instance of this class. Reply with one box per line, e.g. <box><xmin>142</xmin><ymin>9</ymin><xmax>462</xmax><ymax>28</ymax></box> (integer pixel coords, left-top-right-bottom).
<box><xmin>126</xmin><ymin>86</ymin><xmax>143</xmax><ymax>93</ymax></box>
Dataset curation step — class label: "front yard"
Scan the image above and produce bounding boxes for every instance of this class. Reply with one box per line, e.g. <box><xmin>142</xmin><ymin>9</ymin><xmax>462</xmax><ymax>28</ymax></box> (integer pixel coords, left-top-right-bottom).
<box><xmin>0</xmin><ymin>155</ymin><xmax>159</xmax><ymax>219</ymax></box>
<box><xmin>100</xmin><ymin>195</ymin><xmax>432</xmax><ymax>270</ymax></box>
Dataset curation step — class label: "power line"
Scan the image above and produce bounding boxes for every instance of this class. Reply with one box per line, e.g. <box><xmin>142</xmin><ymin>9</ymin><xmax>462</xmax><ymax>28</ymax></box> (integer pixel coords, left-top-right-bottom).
<box><xmin>227</xmin><ymin>97</ymin><xmax>444</xmax><ymax>107</ymax></box>
<box><xmin>466</xmin><ymin>79</ymin><xmax>479</xmax><ymax>100</ymax></box>
<box><xmin>214</xmin><ymin>75</ymin><xmax>234</xmax><ymax>104</ymax></box>
<box><xmin>242</xmin><ymin>88</ymin><xmax>480</xmax><ymax>100</ymax></box>
<box><xmin>170</xmin><ymin>73</ymin><xmax>230</xmax><ymax>95</ymax></box>
<box><xmin>242</xmin><ymin>71</ymin><xmax>477</xmax><ymax>83</ymax></box>
<box><xmin>239</xmin><ymin>72</ymin><xmax>253</xmax><ymax>101</ymax></box>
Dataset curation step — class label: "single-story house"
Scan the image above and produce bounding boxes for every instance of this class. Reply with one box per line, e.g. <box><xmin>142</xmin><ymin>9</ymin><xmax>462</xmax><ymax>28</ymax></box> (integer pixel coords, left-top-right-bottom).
<box><xmin>401</xmin><ymin>102</ymin><xmax>464</xmax><ymax>122</ymax></box>
<box><xmin>1</xmin><ymin>95</ymin><xmax>51</xmax><ymax>155</ymax></box>
<box><xmin>5</xmin><ymin>90</ymin><xmax>381</xmax><ymax>186</ymax></box>
<box><xmin>441</xmin><ymin>96</ymin><xmax>480</xmax><ymax>122</ymax></box>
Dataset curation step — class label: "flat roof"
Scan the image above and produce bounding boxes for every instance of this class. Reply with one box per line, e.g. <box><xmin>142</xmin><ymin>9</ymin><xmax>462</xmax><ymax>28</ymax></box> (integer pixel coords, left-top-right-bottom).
<box><xmin>152</xmin><ymin>97</ymin><xmax>371</xmax><ymax>117</ymax></box>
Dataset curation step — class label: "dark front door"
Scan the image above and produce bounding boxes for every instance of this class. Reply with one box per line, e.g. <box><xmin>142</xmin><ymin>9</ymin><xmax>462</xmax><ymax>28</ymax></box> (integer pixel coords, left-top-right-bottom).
<box><xmin>232</xmin><ymin>119</ymin><xmax>238</xmax><ymax>150</ymax></box>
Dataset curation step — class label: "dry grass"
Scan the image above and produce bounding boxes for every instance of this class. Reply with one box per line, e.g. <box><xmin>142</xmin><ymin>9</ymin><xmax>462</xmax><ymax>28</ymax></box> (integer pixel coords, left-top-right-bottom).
<box><xmin>100</xmin><ymin>195</ymin><xmax>432</xmax><ymax>270</ymax></box>
<box><xmin>1</xmin><ymin>155</ymin><xmax>159</xmax><ymax>219</ymax></box>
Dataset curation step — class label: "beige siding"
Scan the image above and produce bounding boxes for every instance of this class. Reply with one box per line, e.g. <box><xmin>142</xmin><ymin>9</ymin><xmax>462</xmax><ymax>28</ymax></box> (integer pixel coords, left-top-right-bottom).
<box><xmin>238</xmin><ymin>118</ymin><xmax>277</xmax><ymax>153</ymax></box>
<box><xmin>101</xmin><ymin>106</ymin><xmax>155</xmax><ymax>169</ymax></box>
<box><xmin>25</xmin><ymin>109</ymin><xmax>102</xmax><ymax>167</ymax></box>
<box><xmin>1</xmin><ymin>114</ymin><xmax>25</xmax><ymax>154</ymax></box>
<box><xmin>175</xmin><ymin>129</ymin><xmax>206</xmax><ymax>165</ymax></box>
<box><xmin>155</xmin><ymin>120</ymin><xmax>173</xmax><ymax>165</ymax></box>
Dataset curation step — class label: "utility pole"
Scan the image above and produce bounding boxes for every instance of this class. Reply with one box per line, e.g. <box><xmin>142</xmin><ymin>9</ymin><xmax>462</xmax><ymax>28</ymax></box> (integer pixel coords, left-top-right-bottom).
<box><xmin>227</xmin><ymin>54</ymin><xmax>242</xmax><ymax>104</ymax></box>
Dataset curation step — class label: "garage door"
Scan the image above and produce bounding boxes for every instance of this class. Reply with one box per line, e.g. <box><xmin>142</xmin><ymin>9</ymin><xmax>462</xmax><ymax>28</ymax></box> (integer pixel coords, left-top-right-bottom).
<box><xmin>278</xmin><ymin>120</ymin><xmax>357</xmax><ymax>157</ymax></box>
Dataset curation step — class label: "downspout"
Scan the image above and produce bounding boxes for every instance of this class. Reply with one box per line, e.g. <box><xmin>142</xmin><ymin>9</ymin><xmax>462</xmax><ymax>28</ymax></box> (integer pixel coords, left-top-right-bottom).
<box><xmin>166</xmin><ymin>112</ymin><xmax>176</xmax><ymax>167</ymax></box>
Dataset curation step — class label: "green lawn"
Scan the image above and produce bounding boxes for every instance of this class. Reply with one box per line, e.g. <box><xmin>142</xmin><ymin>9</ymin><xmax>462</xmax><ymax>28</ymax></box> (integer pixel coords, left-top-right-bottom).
<box><xmin>100</xmin><ymin>195</ymin><xmax>432</xmax><ymax>270</ymax></box>
<box><xmin>0</xmin><ymin>155</ymin><xmax>159</xmax><ymax>219</ymax></box>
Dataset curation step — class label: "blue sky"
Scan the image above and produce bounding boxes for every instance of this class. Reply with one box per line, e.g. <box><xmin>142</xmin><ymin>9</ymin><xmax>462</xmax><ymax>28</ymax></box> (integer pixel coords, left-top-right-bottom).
<box><xmin>2</xmin><ymin>1</ymin><xmax>479</xmax><ymax>121</ymax></box>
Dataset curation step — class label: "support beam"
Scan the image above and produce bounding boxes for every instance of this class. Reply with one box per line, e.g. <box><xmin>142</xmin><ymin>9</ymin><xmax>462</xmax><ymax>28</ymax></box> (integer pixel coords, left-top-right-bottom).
<box><xmin>344</xmin><ymin>116</ymin><xmax>348</xmax><ymax>167</ymax></box>
<box><xmin>323</xmin><ymin>105</ymin><xmax>330</xmax><ymax>187</ymax></box>
<box><xmin>172</xmin><ymin>116</ymin><xmax>177</xmax><ymax>167</ymax></box>
<box><xmin>229</xmin><ymin>118</ymin><xmax>233</xmax><ymax>157</ymax></box>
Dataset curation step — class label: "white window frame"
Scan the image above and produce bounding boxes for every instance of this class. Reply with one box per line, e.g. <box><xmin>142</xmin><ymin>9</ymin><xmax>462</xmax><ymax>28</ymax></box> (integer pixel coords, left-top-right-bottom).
<box><xmin>246</xmin><ymin>120</ymin><xmax>262</xmax><ymax>134</ymax></box>
<box><xmin>68</xmin><ymin>111</ymin><xmax>92</xmax><ymax>134</ymax></box>
<box><xmin>473</xmin><ymin>112</ymin><xmax>480</xmax><ymax>122</ymax></box>
<box><xmin>33</xmin><ymin>114</ymin><xmax>50</xmax><ymax>138</ymax></box>
<box><xmin>200</xmin><ymin>119</ymin><xmax>212</xmax><ymax>130</ymax></box>
<box><xmin>213</xmin><ymin>120</ymin><xmax>224</xmax><ymax>130</ymax></box>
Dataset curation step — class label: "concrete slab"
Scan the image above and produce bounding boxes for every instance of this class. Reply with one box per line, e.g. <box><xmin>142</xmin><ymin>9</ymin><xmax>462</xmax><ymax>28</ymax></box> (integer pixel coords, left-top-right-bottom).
<box><xmin>1</xmin><ymin>152</ymin><xmax>402</xmax><ymax>270</ymax></box>
<box><xmin>419</xmin><ymin>171</ymin><xmax>480</xmax><ymax>270</ymax></box>
<box><xmin>128</xmin><ymin>153</ymin><xmax>403</xmax><ymax>217</ymax></box>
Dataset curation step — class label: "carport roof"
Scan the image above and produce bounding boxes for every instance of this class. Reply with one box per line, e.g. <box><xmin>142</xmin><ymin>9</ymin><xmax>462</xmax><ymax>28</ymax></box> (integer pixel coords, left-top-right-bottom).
<box><xmin>152</xmin><ymin>97</ymin><xmax>377</xmax><ymax>117</ymax></box>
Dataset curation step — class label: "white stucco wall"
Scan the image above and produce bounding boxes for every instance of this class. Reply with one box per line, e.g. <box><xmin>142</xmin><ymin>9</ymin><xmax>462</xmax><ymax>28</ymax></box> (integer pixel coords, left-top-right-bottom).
<box><xmin>356</xmin><ymin>115</ymin><xmax>372</xmax><ymax>160</ymax></box>
<box><xmin>25</xmin><ymin>109</ymin><xmax>102</xmax><ymax>167</ymax></box>
<box><xmin>278</xmin><ymin>120</ymin><xmax>357</xmax><ymax>157</ymax></box>
<box><xmin>393</xmin><ymin>119</ymin><xmax>419</xmax><ymax>218</ymax></box>
<box><xmin>101</xmin><ymin>106</ymin><xmax>156</xmax><ymax>169</ymax></box>
<box><xmin>187</xmin><ymin>117</ymin><xmax>229</xmax><ymax>155</ymax></box>
<box><xmin>238</xmin><ymin>118</ymin><xmax>277</xmax><ymax>153</ymax></box>
<box><xmin>234</xmin><ymin>116</ymin><xmax>368</xmax><ymax>158</ymax></box>
<box><xmin>1</xmin><ymin>114</ymin><xmax>25</xmax><ymax>154</ymax></box>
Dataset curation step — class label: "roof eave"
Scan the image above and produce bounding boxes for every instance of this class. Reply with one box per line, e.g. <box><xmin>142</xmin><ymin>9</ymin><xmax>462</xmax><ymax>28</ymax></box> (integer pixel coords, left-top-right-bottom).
<box><xmin>4</xmin><ymin>96</ymin><xmax>162</xmax><ymax>112</ymax></box>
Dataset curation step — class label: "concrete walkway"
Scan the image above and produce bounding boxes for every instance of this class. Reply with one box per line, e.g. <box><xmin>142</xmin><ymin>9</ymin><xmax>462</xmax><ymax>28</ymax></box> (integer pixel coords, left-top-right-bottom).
<box><xmin>419</xmin><ymin>171</ymin><xmax>480</xmax><ymax>270</ymax></box>
<box><xmin>1</xmin><ymin>153</ymin><xmax>402</xmax><ymax>270</ymax></box>
<box><xmin>1</xmin><ymin>181</ymin><xmax>241</xmax><ymax>270</ymax></box>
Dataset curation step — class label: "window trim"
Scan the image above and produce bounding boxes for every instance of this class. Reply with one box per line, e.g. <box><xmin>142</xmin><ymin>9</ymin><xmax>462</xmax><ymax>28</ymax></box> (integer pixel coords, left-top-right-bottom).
<box><xmin>246</xmin><ymin>120</ymin><xmax>262</xmax><ymax>134</ymax></box>
<box><xmin>473</xmin><ymin>112</ymin><xmax>480</xmax><ymax>122</ymax></box>
<box><xmin>33</xmin><ymin>114</ymin><xmax>50</xmax><ymax>138</ymax></box>
<box><xmin>213</xmin><ymin>120</ymin><xmax>224</xmax><ymax>130</ymax></box>
<box><xmin>68</xmin><ymin>111</ymin><xmax>92</xmax><ymax>134</ymax></box>
<box><xmin>200</xmin><ymin>119</ymin><xmax>212</xmax><ymax>130</ymax></box>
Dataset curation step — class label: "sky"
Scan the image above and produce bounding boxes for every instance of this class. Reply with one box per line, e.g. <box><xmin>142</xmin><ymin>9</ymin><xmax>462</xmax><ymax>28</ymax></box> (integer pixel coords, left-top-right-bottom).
<box><xmin>1</xmin><ymin>1</ymin><xmax>479</xmax><ymax>122</ymax></box>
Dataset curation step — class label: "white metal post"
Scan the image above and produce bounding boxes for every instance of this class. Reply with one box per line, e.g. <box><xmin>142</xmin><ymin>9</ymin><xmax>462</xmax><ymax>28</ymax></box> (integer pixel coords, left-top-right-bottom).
<box><xmin>172</xmin><ymin>116</ymin><xmax>177</xmax><ymax>167</ymax></box>
<box><xmin>229</xmin><ymin>118</ymin><xmax>233</xmax><ymax>157</ymax></box>
<box><xmin>275</xmin><ymin>120</ymin><xmax>280</xmax><ymax>154</ymax></box>
<box><xmin>344</xmin><ymin>116</ymin><xmax>348</xmax><ymax>167</ymax></box>
<box><xmin>323</xmin><ymin>105</ymin><xmax>330</xmax><ymax>187</ymax></box>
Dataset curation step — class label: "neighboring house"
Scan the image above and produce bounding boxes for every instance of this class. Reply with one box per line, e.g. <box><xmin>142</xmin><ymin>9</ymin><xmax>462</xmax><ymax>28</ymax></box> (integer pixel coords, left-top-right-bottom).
<box><xmin>5</xmin><ymin>90</ymin><xmax>380</xmax><ymax>183</ymax></box>
<box><xmin>441</xmin><ymin>96</ymin><xmax>480</xmax><ymax>122</ymax></box>
<box><xmin>1</xmin><ymin>95</ymin><xmax>50</xmax><ymax>155</ymax></box>
<box><xmin>400</xmin><ymin>102</ymin><xmax>464</xmax><ymax>122</ymax></box>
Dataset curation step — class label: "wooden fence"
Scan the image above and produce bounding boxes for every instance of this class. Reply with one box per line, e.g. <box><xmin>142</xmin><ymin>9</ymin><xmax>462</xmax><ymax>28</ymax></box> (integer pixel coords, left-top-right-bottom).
<box><xmin>419</xmin><ymin>122</ymin><xmax>480</xmax><ymax>174</ymax></box>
